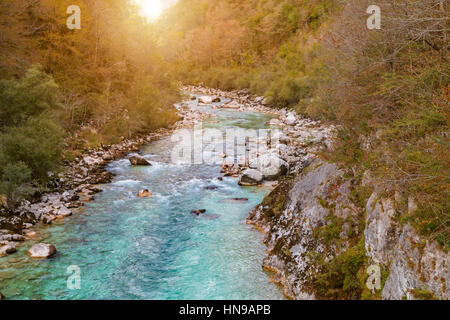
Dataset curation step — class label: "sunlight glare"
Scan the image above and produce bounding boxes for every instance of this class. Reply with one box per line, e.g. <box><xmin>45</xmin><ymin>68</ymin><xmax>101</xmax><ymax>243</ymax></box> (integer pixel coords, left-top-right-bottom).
<box><xmin>136</xmin><ymin>0</ymin><xmax>164</xmax><ymax>20</ymax></box>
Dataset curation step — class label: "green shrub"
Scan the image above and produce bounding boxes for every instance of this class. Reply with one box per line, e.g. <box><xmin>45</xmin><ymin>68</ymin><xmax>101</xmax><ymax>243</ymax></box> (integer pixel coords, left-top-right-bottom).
<box><xmin>0</xmin><ymin>116</ymin><xmax>64</xmax><ymax>183</ymax></box>
<box><xmin>0</xmin><ymin>64</ymin><xmax>62</xmax><ymax>127</ymax></box>
<box><xmin>314</xmin><ymin>241</ymin><xmax>366</xmax><ymax>299</ymax></box>
<box><xmin>0</xmin><ymin>162</ymin><xmax>33</xmax><ymax>209</ymax></box>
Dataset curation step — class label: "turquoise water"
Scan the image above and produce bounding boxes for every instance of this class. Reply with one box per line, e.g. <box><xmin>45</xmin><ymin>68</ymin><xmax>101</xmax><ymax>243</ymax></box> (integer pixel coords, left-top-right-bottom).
<box><xmin>0</xmin><ymin>99</ymin><xmax>285</xmax><ymax>300</ymax></box>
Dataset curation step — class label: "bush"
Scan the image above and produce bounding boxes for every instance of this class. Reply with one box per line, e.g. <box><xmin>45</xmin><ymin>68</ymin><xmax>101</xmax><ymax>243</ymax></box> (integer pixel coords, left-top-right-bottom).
<box><xmin>0</xmin><ymin>162</ymin><xmax>33</xmax><ymax>209</ymax></box>
<box><xmin>0</xmin><ymin>64</ymin><xmax>62</xmax><ymax>127</ymax></box>
<box><xmin>314</xmin><ymin>241</ymin><xmax>366</xmax><ymax>299</ymax></box>
<box><xmin>0</xmin><ymin>116</ymin><xmax>64</xmax><ymax>183</ymax></box>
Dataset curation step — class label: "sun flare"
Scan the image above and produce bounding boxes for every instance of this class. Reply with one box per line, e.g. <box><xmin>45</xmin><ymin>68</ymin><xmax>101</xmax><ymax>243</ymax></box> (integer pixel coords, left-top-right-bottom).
<box><xmin>136</xmin><ymin>0</ymin><xmax>164</xmax><ymax>20</ymax></box>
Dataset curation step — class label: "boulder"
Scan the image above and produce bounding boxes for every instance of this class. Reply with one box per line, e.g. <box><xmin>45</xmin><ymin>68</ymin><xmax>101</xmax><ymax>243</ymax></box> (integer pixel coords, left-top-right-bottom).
<box><xmin>129</xmin><ymin>155</ymin><xmax>151</xmax><ymax>166</ymax></box>
<box><xmin>249</xmin><ymin>154</ymin><xmax>288</xmax><ymax>180</ymax></box>
<box><xmin>102</xmin><ymin>153</ymin><xmax>113</xmax><ymax>161</ymax></box>
<box><xmin>57</xmin><ymin>206</ymin><xmax>72</xmax><ymax>217</ymax></box>
<box><xmin>28</xmin><ymin>243</ymin><xmax>57</xmax><ymax>258</ymax></box>
<box><xmin>138</xmin><ymin>189</ymin><xmax>153</xmax><ymax>198</ymax></box>
<box><xmin>239</xmin><ymin>169</ymin><xmax>263</xmax><ymax>186</ymax></box>
<box><xmin>198</xmin><ymin>96</ymin><xmax>213</xmax><ymax>104</ymax></box>
<box><xmin>285</xmin><ymin>112</ymin><xmax>297</xmax><ymax>126</ymax></box>
<box><xmin>0</xmin><ymin>242</ymin><xmax>17</xmax><ymax>256</ymax></box>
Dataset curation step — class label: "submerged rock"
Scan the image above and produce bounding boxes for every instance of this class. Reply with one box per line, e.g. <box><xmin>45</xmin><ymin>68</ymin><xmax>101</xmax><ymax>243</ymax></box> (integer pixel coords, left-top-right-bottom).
<box><xmin>221</xmin><ymin>198</ymin><xmax>249</xmax><ymax>203</ymax></box>
<box><xmin>191</xmin><ymin>209</ymin><xmax>206</xmax><ymax>216</ymax></box>
<box><xmin>129</xmin><ymin>155</ymin><xmax>151</xmax><ymax>166</ymax></box>
<box><xmin>28</xmin><ymin>243</ymin><xmax>57</xmax><ymax>259</ymax></box>
<box><xmin>239</xmin><ymin>169</ymin><xmax>263</xmax><ymax>186</ymax></box>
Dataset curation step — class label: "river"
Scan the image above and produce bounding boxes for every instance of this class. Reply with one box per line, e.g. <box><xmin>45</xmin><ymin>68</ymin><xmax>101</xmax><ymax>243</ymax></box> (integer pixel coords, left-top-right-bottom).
<box><xmin>0</xmin><ymin>94</ymin><xmax>285</xmax><ymax>300</ymax></box>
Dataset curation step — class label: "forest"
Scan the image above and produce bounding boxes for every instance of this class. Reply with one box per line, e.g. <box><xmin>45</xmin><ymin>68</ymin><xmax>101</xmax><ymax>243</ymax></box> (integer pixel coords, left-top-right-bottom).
<box><xmin>0</xmin><ymin>0</ymin><xmax>448</xmax><ymax>264</ymax></box>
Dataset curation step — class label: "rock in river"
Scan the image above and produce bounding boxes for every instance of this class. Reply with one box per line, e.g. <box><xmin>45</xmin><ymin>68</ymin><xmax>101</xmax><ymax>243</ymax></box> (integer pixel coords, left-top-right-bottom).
<box><xmin>0</xmin><ymin>242</ymin><xmax>17</xmax><ymax>256</ymax></box>
<box><xmin>191</xmin><ymin>209</ymin><xmax>206</xmax><ymax>216</ymax></box>
<box><xmin>198</xmin><ymin>96</ymin><xmax>213</xmax><ymax>104</ymax></box>
<box><xmin>138</xmin><ymin>190</ymin><xmax>153</xmax><ymax>198</ymax></box>
<box><xmin>129</xmin><ymin>155</ymin><xmax>151</xmax><ymax>166</ymax></box>
<box><xmin>28</xmin><ymin>243</ymin><xmax>57</xmax><ymax>259</ymax></box>
<box><xmin>239</xmin><ymin>169</ymin><xmax>263</xmax><ymax>186</ymax></box>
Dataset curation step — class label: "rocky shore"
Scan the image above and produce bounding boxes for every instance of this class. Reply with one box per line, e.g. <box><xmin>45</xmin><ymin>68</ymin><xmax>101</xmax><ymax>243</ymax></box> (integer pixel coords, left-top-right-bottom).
<box><xmin>183</xmin><ymin>85</ymin><xmax>337</xmax><ymax>185</ymax></box>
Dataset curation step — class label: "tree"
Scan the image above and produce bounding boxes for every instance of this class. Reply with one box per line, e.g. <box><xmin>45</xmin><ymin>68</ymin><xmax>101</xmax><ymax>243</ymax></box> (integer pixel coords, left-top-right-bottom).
<box><xmin>0</xmin><ymin>64</ymin><xmax>62</xmax><ymax>127</ymax></box>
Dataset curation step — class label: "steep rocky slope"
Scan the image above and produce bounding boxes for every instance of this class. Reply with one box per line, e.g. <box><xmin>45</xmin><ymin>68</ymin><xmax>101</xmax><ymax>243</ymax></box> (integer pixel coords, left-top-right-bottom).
<box><xmin>248</xmin><ymin>145</ymin><xmax>449</xmax><ymax>300</ymax></box>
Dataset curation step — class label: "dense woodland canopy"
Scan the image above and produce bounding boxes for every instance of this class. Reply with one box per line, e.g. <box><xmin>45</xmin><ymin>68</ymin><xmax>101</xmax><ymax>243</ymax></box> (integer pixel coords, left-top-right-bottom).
<box><xmin>0</xmin><ymin>0</ymin><xmax>448</xmax><ymax>255</ymax></box>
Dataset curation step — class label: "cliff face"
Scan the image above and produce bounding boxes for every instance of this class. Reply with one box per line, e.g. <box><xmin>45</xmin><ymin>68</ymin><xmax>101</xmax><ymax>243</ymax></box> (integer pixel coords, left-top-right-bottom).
<box><xmin>365</xmin><ymin>192</ymin><xmax>449</xmax><ymax>300</ymax></box>
<box><xmin>248</xmin><ymin>160</ymin><xmax>449</xmax><ymax>300</ymax></box>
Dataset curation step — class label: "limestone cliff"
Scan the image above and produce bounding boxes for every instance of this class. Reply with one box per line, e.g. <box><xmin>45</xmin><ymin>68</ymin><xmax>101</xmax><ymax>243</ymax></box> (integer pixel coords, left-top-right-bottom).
<box><xmin>248</xmin><ymin>160</ymin><xmax>449</xmax><ymax>300</ymax></box>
